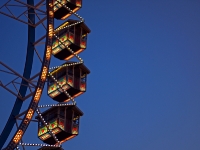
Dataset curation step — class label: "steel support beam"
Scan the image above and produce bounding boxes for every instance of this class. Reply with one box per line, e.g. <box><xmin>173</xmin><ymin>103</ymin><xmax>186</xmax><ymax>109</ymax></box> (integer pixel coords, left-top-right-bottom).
<box><xmin>0</xmin><ymin>0</ymin><xmax>35</xmax><ymax>148</ymax></box>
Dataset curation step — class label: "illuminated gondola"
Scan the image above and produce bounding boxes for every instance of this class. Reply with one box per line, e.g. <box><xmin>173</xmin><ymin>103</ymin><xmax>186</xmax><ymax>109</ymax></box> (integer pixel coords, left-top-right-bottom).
<box><xmin>48</xmin><ymin>62</ymin><xmax>90</xmax><ymax>102</ymax></box>
<box><xmin>53</xmin><ymin>0</ymin><xmax>82</xmax><ymax>20</ymax></box>
<box><xmin>52</xmin><ymin>19</ymin><xmax>90</xmax><ymax>60</ymax></box>
<box><xmin>36</xmin><ymin>105</ymin><xmax>83</xmax><ymax>145</ymax></box>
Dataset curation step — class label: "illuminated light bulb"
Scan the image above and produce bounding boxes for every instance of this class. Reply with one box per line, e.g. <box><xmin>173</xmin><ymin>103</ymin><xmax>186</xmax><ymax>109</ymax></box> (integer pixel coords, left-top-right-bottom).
<box><xmin>13</xmin><ymin>130</ymin><xmax>23</xmax><ymax>143</ymax></box>
<box><xmin>46</xmin><ymin>46</ymin><xmax>52</xmax><ymax>60</ymax></box>
<box><xmin>26</xmin><ymin>108</ymin><xmax>34</xmax><ymax>120</ymax></box>
<box><xmin>34</xmin><ymin>88</ymin><xmax>42</xmax><ymax>102</ymax></box>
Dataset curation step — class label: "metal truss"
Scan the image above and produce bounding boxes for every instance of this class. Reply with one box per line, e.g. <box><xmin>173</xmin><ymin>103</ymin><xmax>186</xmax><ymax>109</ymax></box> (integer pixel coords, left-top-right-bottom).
<box><xmin>0</xmin><ymin>61</ymin><xmax>40</xmax><ymax>101</ymax></box>
<box><xmin>13</xmin><ymin>103</ymin><xmax>76</xmax><ymax>149</ymax></box>
<box><xmin>0</xmin><ymin>0</ymin><xmax>46</xmax><ymax>27</ymax></box>
<box><xmin>0</xmin><ymin>0</ymin><xmax>89</xmax><ymax>149</ymax></box>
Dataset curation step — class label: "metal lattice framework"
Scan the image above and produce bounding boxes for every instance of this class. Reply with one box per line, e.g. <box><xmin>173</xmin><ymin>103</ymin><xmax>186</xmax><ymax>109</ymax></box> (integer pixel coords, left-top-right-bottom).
<box><xmin>0</xmin><ymin>0</ymin><xmax>89</xmax><ymax>149</ymax></box>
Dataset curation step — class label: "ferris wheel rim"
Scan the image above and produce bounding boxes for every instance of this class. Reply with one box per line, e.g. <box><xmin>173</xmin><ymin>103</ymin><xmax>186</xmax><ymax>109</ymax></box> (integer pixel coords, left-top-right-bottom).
<box><xmin>0</xmin><ymin>0</ymin><xmax>90</xmax><ymax>149</ymax></box>
<box><xmin>0</xmin><ymin>0</ymin><xmax>54</xmax><ymax>149</ymax></box>
<box><xmin>0</xmin><ymin>0</ymin><xmax>35</xmax><ymax>149</ymax></box>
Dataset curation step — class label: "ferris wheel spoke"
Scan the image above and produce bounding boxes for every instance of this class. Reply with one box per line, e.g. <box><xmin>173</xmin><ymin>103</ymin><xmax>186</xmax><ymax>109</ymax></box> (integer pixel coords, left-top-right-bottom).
<box><xmin>35</xmin><ymin>13</ymin><xmax>47</xmax><ymax>30</ymax></box>
<box><xmin>0</xmin><ymin>62</ymin><xmax>42</xmax><ymax>101</ymax></box>
<box><xmin>15</xmin><ymin>109</ymin><xmax>38</xmax><ymax>123</ymax></box>
<box><xmin>0</xmin><ymin>69</ymin><xmax>16</xmax><ymax>76</ymax></box>
<box><xmin>0</xmin><ymin>0</ymin><xmax>46</xmax><ymax>27</ymax></box>
<box><xmin>34</xmin><ymin>35</ymin><xmax>46</xmax><ymax>46</ymax></box>
<box><xmin>0</xmin><ymin>80</ymin><xmax>36</xmax><ymax>101</ymax></box>
<box><xmin>0</xmin><ymin>82</ymin><xmax>23</xmax><ymax>100</ymax></box>
<box><xmin>33</xmin><ymin>37</ymin><xmax>50</xmax><ymax>64</ymax></box>
<box><xmin>14</xmin><ymin>0</ymin><xmax>46</xmax><ymax>14</ymax></box>
<box><xmin>0</xmin><ymin>0</ymin><xmax>10</xmax><ymax>9</ymax></box>
<box><xmin>15</xmin><ymin>116</ymin><xmax>38</xmax><ymax>122</ymax></box>
<box><xmin>0</xmin><ymin>62</ymin><xmax>36</xmax><ymax>87</ymax></box>
<box><xmin>34</xmin><ymin>16</ymin><xmax>47</xmax><ymax>27</ymax></box>
<box><xmin>1</xmin><ymin>0</ymin><xmax>91</xmax><ymax>148</ymax></box>
<box><xmin>34</xmin><ymin>47</ymin><xmax>43</xmax><ymax>63</ymax></box>
<box><xmin>0</xmin><ymin>79</ymin><xmax>35</xmax><ymax>101</ymax></box>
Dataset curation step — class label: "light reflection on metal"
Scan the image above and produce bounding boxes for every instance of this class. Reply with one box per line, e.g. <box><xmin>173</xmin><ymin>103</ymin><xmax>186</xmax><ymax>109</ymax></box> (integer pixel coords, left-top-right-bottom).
<box><xmin>60</xmin><ymin>135</ymin><xmax>76</xmax><ymax>144</ymax></box>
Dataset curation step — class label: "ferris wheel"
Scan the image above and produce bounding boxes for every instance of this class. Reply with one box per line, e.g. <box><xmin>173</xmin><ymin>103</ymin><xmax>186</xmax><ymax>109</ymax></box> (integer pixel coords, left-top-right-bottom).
<box><xmin>0</xmin><ymin>0</ymin><xmax>91</xmax><ymax>149</ymax></box>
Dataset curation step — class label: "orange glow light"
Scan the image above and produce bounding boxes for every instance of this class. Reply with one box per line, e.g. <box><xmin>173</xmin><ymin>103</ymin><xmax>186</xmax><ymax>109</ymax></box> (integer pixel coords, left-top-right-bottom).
<box><xmin>34</xmin><ymin>88</ymin><xmax>42</xmax><ymax>102</ymax></box>
<box><xmin>61</xmin><ymin>7</ymin><xmax>80</xmax><ymax>20</ymax></box>
<box><xmin>41</xmin><ymin>66</ymin><xmax>48</xmax><ymax>81</ymax></box>
<box><xmin>61</xmin><ymin>135</ymin><xmax>76</xmax><ymax>143</ymax></box>
<box><xmin>49</xmin><ymin>24</ymin><xmax>54</xmax><ymax>38</ymax></box>
<box><xmin>49</xmin><ymin>10</ymin><xmax>54</xmax><ymax>17</ymax></box>
<box><xmin>64</xmin><ymin>92</ymin><xmax>83</xmax><ymax>102</ymax></box>
<box><xmin>26</xmin><ymin>108</ymin><xmax>34</xmax><ymax>120</ymax></box>
<box><xmin>65</xmin><ymin>48</ymin><xmax>84</xmax><ymax>60</ymax></box>
<box><xmin>13</xmin><ymin>130</ymin><xmax>23</xmax><ymax>143</ymax></box>
<box><xmin>49</xmin><ymin>1</ymin><xmax>53</xmax><ymax>7</ymax></box>
<box><xmin>73</xmin><ymin>92</ymin><xmax>83</xmax><ymax>98</ymax></box>
<box><xmin>46</xmin><ymin>46</ymin><xmax>52</xmax><ymax>60</ymax></box>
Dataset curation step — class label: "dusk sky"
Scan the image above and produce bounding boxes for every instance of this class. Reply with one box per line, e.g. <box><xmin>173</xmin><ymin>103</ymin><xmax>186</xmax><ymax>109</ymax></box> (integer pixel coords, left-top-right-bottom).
<box><xmin>0</xmin><ymin>0</ymin><xmax>200</xmax><ymax>150</ymax></box>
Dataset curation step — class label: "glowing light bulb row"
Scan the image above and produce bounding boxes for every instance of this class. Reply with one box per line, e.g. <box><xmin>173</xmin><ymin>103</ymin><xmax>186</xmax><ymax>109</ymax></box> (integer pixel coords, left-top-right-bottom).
<box><xmin>16</xmin><ymin>146</ymin><xmax>20</xmax><ymax>150</ymax></box>
<box><xmin>6</xmin><ymin>0</ymin><xmax>54</xmax><ymax>149</ymax></box>
<box><xmin>13</xmin><ymin>130</ymin><xmax>23</xmax><ymax>144</ymax></box>
<box><xmin>48</xmin><ymin>73</ymin><xmax>75</xmax><ymax>103</ymax></box>
<box><xmin>49</xmin><ymin>61</ymin><xmax>83</xmax><ymax>70</ymax></box>
<box><xmin>38</xmin><ymin>103</ymin><xmax>75</xmax><ymax>108</ymax></box>
<box><xmin>55</xmin><ymin>20</ymin><xmax>84</xmax><ymax>32</ymax></box>
<box><xmin>19</xmin><ymin>143</ymin><xmax>60</xmax><ymax>147</ymax></box>
<box><xmin>36</xmin><ymin>109</ymin><xmax>60</xmax><ymax>144</ymax></box>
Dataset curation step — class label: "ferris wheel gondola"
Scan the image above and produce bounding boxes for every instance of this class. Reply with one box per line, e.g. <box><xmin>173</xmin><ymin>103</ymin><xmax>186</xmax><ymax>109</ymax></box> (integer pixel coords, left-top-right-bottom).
<box><xmin>0</xmin><ymin>0</ymin><xmax>91</xmax><ymax>149</ymax></box>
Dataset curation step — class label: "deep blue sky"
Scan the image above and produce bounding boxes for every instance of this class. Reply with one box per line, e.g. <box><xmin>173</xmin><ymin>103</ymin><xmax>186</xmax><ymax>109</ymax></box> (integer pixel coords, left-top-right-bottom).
<box><xmin>0</xmin><ymin>0</ymin><xmax>200</xmax><ymax>150</ymax></box>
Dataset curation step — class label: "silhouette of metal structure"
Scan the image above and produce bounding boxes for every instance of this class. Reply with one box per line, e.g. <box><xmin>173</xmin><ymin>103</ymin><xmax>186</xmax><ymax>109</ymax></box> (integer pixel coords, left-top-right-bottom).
<box><xmin>0</xmin><ymin>0</ymin><xmax>90</xmax><ymax>149</ymax></box>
